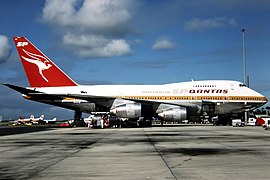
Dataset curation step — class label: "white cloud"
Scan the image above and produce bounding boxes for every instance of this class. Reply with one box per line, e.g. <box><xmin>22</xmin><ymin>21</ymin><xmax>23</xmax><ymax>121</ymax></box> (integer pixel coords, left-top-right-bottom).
<box><xmin>63</xmin><ymin>34</ymin><xmax>131</xmax><ymax>57</ymax></box>
<box><xmin>41</xmin><ymin>0</ymin><xmax>76</xmax><ymax>27</ymax></box>
<box><xmin>42</xmin><ymin>0</ymin><xmax>132</xmax><ymax>34</ymax></box>
<box><xmin>41</xmin><ymin>0</ymin><xmax>134</xmax><ymax>58</ymax></box>
<box><xmin>152</xmin><ymin>39</ymin><xmax>175</xmax><ymax>51</ymax></box>
<box><xmin>0</xmin><ymin>35</ymin><xmax>12</xmax><ymax>63</ymax></box>
<box><xmin>184</xmin><ymin>17</ymin><xmax>237</xmax><ymax>32</ymax></box>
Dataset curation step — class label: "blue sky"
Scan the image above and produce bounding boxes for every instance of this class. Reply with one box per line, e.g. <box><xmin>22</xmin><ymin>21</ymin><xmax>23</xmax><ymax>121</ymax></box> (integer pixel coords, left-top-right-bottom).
<box><xmin>0</xmin><ymin>0</ymin><xmax>270</xmax><ymax>120</ymax></box>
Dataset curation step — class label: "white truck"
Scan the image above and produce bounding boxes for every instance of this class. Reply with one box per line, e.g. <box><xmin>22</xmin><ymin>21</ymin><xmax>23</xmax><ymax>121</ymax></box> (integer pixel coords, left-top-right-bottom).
<box><xmin>246</xmin><ymin>117</ymin><xmax>257</xmax><ymax>126</ymax></box>
<box><xmin>232</xmin><ymin>119</ymin><xmax>245</xmax><ymax>127</ymax></box>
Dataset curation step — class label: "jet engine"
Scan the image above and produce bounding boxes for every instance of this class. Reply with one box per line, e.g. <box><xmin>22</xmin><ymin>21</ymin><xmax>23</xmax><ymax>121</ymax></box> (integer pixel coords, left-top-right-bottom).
<box><xmin>110</xmin><ymin>99</ymin><xmax>141</xmax><ymax>118</ymax></box>
<box><xmin>157</xmin><ymin>105</ymin><xmax>187</xmax><ymax>121</ymax></box>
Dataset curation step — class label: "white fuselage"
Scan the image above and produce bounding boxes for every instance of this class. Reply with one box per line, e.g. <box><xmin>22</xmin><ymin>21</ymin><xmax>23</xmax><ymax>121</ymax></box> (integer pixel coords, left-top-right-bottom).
<box><xmin>29</xmin><ymin>80</ymin><xmax>267</xmax><ymax>115</ymax></box>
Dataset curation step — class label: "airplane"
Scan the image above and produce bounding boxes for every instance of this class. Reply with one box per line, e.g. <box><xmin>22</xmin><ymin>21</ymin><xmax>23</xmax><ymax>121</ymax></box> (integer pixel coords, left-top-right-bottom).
<box><xmin>3</xmin><ymin>36</ymin><xmax>268</xmax><ymax>126</ymax></box>
<box><xmin>30</xmin><ymin>114</ymin><xmax>45</xmax><ymax>124</ymax></box>
<box><xmin>43</xmin><ymin>117</ymin><xmax>57</xmax><ymax>124</ymax></box>
<box><xmin>12</xmin><ymin>115</ymin><xmax>44</xmax><ymax>125</ymax></box>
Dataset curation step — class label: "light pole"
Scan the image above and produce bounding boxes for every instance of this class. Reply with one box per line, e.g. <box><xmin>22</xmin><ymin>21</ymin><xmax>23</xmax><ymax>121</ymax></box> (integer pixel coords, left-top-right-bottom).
<box><xmin>241</xmin><ymin>28</ymin><xmax>247</xmax><ymax>85</ymax></box>
<box><xmin>241</xmin><ymin>28</ymin><xmax>248</xmax><ymax>124</ymax></box>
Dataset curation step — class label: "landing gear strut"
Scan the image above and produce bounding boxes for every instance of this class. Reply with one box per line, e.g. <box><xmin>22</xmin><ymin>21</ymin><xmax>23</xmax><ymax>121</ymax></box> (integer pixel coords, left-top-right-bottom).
<box><xmin>73</xmin><ymin>111</ymin><xmax>82</xmax><ymax>126</ymax></box>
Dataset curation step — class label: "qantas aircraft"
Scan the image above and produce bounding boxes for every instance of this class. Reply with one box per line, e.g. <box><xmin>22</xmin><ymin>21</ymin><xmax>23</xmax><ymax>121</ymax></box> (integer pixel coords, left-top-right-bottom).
<box><xmin>3</xmin><ymin>37</ymin><xmax>268</xmax><ymax>125</ymax></box>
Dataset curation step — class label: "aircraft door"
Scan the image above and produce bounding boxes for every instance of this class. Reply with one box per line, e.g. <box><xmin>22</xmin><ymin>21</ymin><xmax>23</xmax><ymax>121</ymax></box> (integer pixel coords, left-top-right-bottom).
<box><xmin>230</xmin><ymin>83</ymin><xmax>235</xmax><ymax>90</ymax></box>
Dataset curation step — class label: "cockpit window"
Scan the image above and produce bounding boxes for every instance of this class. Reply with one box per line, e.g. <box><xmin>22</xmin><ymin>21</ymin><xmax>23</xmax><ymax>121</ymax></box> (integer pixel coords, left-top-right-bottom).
<box><xmin>239</xmin><ymin>84</ymin><xmax>246</xmax><ymax>87</ymax></box>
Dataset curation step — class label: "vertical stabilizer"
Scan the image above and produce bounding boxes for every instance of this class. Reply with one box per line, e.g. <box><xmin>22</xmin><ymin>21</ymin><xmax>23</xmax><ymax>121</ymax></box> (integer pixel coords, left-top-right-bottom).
<box><xmin>13</xmin><ymin>37</ymin><xmax>77</xmax><ymax>87</ymax></box>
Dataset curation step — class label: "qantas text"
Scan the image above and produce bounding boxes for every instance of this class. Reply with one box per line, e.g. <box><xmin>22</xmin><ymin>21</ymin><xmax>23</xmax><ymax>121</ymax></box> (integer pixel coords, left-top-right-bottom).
<box><xmin>172</xmin><ymin>89</ymin><xmax>228</xmax><ymax>94</ymax></box>
<box><xmin>142</xmin><ymin>89</ymin><xmax>229</xmax><ymax>94</ymax></box>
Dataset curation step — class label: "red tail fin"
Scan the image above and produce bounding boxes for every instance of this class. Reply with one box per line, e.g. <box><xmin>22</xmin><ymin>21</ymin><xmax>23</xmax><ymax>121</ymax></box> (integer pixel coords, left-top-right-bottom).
<box><xmin>13</xmin><ymin>37</ymin><xmax>77</xmax><ymax>87</ymax></box>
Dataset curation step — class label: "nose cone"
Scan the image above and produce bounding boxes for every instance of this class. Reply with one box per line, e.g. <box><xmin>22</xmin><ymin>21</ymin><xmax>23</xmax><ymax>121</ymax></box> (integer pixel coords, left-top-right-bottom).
<box><xmin>262</xmin><ymin>96</ymin><xmax>268</xmax><ymax>105</ymax></box>
<box><xmin>255</xmin><ymin>92</ymin><xmax>268</xmax><ymax>108</ymax></box>
<box><xmin>242</xmin><ymin>85</ymin><xmax>268</xmax><ymax>110</ymax></box>
<box><xmin>257</xmin><ymin>90</ymin><xmax>268</xmax><ymax>105</ymax></box>
<box><xmin>247</xmin><ymin>85</ymin><xmax>268</xmax><ymax>105</ymax></box>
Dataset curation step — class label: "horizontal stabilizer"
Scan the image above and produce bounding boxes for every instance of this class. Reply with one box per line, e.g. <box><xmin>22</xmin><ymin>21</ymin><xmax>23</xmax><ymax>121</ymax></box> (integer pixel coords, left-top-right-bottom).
<box><xmin>2</xmin><ymin>83</ymin><xmax>37</xmax><ymax>95</ymax></box>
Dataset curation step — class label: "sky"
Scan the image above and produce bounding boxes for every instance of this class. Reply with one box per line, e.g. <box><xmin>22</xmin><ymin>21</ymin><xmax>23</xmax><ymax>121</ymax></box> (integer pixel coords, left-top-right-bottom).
<box><xmin>0</xmin><ymin>0</ymin><xmax>270</xmax><ymax>120</ymax></box>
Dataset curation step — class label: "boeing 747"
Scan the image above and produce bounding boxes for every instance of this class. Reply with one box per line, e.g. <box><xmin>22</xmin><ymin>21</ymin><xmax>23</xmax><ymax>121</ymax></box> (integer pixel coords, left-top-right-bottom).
<box><xmin>3</xmin><ymin>37</ymin><xmax>268</xmax><ymax>126</ymax></box>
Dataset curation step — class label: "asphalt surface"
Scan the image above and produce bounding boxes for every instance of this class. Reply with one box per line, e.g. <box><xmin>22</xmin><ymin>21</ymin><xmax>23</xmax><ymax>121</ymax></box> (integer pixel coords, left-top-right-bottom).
<box><xmin>0</xmin><ymin>125</ymin><xmax>270</xmax><ymax>180</ymax></box>
<box><xmin>0</xmin><ymin>125</ymin><xmax>58</xmax><ymax>136</ymax></box>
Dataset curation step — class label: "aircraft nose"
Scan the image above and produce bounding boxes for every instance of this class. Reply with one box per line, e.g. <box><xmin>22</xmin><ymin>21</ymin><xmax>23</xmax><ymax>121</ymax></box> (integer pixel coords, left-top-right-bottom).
<box><xmin>263</xmin><ymin>96</ymin><xmax>268</xmax><ymax>104</ymax></box>
<box><xmin>258</xmin><ymin>93</ymin><xmax>268</xmax><ymax>106</ymax></box>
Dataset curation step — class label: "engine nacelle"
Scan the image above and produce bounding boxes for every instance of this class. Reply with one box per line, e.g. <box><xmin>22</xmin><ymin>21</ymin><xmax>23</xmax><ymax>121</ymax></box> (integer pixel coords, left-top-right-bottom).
<box><xmin>158</xmin><ymin>106</ymin><xmax>187</xmax><ymax>121</ymax></box>
<box><xmin>110</xmin><ymin>101</ymin><xmax>141</xmax><ymax>118</ymax></box>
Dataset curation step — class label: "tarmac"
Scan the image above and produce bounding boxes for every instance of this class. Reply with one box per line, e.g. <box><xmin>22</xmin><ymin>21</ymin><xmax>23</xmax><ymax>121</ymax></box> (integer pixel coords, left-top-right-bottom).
<box><xmin>0</xmin><ymin>125</ymin><xmax>270</xmax><ymax>180</ymax></box>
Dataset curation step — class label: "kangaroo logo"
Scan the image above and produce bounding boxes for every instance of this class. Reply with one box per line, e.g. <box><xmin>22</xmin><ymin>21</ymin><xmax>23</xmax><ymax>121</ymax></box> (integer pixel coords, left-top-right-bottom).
<box><xmin>21</xmin><ymin>49</ymin><xmax>52</xmax><ymax>82</ymax></box>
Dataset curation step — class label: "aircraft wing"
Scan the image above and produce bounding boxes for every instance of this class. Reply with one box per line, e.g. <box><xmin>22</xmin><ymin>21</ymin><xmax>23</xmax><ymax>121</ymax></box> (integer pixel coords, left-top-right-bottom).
<box><xmin>60</xmin><ymin>92</ymin><xmax>201</xmax><ymax>111</ymax></box>
<box><xmin>61</xmin><ymin>93</ymin><xmax>115</xmax><ymax>108</ymax></box>
<box><xmin>3</xmin><ymin>83</ymin><xmax>201</xmax><ymax>113</ymax></box>
<box><xmin>123</xmin><ymin>97</ymin><xmax>200</xmax><ymax>108</ymax></box>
